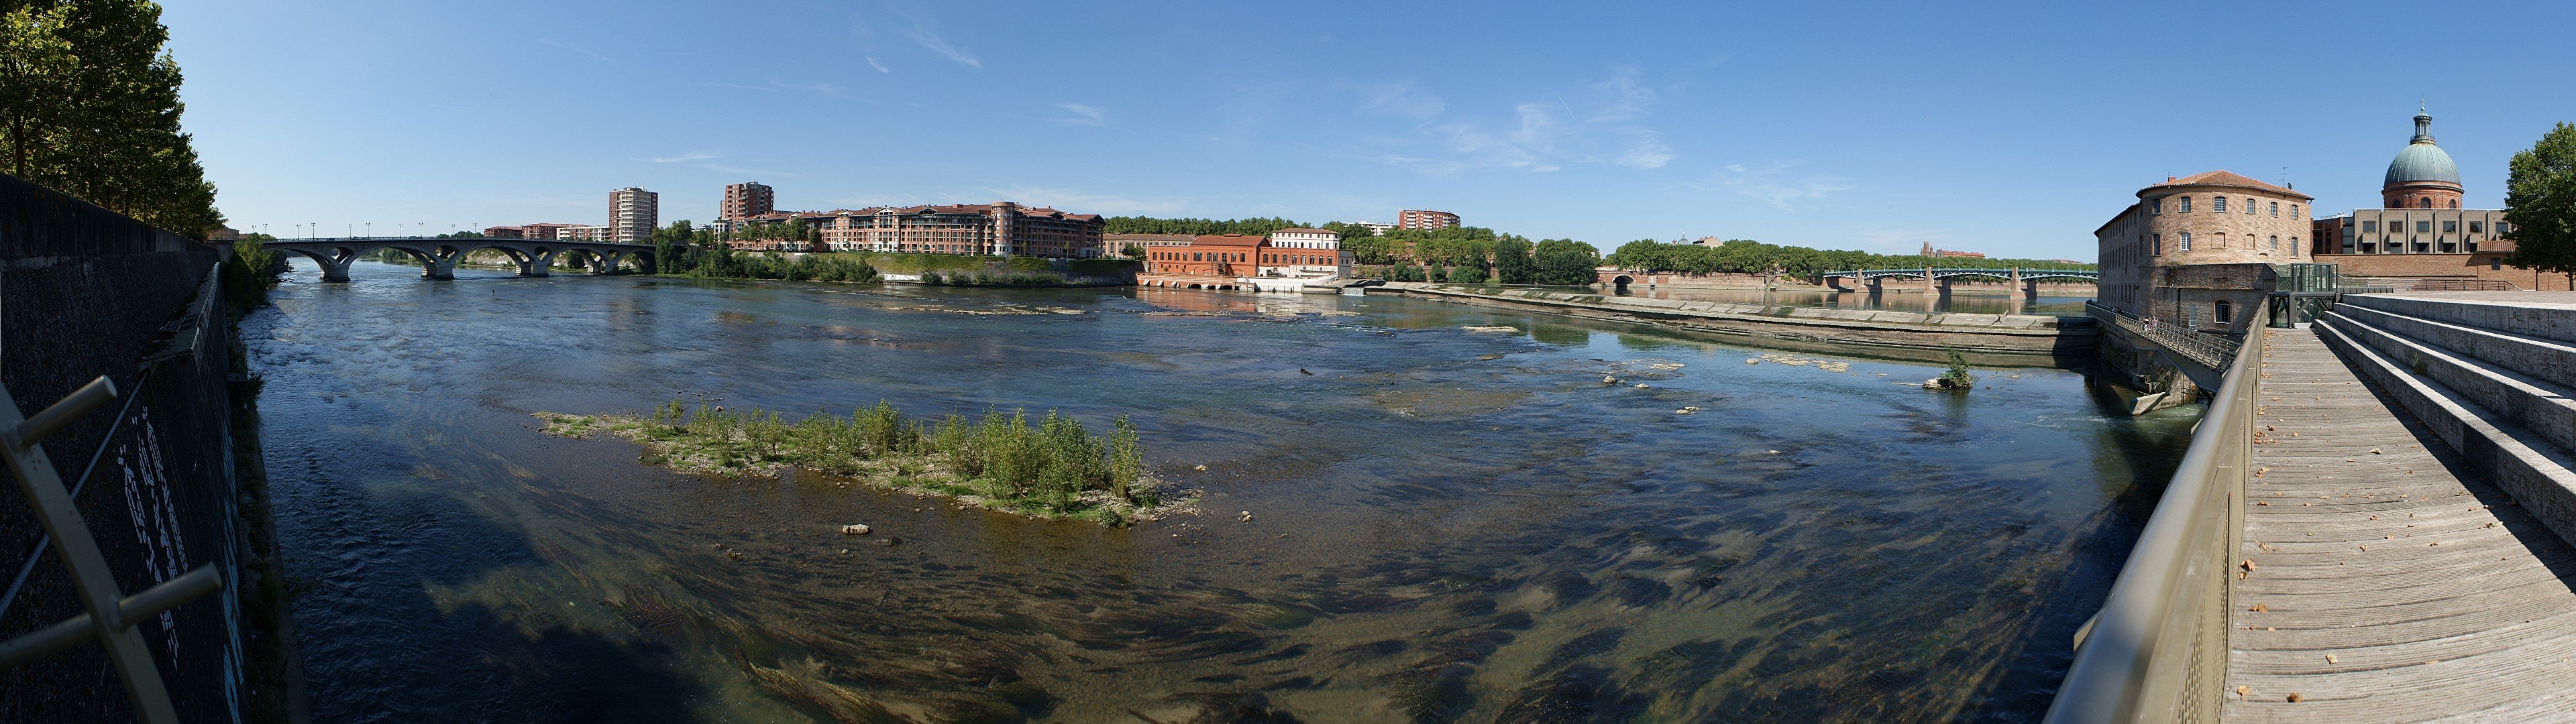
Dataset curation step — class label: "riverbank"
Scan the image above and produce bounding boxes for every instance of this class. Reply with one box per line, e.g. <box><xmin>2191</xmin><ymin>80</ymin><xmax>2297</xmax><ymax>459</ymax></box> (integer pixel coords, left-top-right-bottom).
<box><xmin>1368</xmin><ymin>282</ymin><xmax>2095</xmax><ymax>357</ymax></box>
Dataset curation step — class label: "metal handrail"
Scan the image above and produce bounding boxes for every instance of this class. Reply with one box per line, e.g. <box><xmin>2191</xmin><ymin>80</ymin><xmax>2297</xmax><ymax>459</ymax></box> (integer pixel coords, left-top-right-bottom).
<box><xmin>2086</xmin><ymin>301</ymin><xmax>2239</xmax><ymax>371</ymax></box>
<box><xmin>2045</xmin><ymin>299</ymin><xmax>2266</xmax><ymax>723</ymax></box>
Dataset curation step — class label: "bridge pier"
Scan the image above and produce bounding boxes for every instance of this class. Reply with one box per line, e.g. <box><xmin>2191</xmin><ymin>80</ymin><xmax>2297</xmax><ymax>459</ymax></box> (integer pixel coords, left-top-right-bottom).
<box><xmin>316</xmin><ymin>256</ymin><xmax>354</xmax><ymax>283</ymax></box>
<box><xmin>515</xmin><ymin>247</ymin><xmax>557</xmax><ymax>278</ymax></box>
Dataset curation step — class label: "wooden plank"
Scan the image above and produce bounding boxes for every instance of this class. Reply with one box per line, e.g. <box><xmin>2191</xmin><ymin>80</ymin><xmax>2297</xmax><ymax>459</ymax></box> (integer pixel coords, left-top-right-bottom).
<box><xmin>2223</xmin><ymin>328</ymin><xmax>2576</xmax><ymax>722</ymax></box>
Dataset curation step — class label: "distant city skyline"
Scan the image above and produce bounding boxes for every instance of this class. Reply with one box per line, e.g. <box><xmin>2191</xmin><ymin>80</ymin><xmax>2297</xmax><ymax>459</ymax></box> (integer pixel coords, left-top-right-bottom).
<box><xmin>160</xmin><ymin>1</ymin><xmax>2576</xmax><ymax>259</ymax></box>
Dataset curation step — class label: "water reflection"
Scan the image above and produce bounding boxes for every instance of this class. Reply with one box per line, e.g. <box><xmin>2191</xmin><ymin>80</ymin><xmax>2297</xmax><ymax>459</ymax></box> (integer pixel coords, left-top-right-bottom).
<box><xmin>249</xmin><ymin>260</ymin><xmax>2183</xmax><ymax>723</ymax></box>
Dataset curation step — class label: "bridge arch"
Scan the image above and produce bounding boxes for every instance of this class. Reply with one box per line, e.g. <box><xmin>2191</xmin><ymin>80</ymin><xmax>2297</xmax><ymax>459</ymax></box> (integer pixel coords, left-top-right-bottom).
<box><xmin>1611</xmin><ymin>274</ymin><xmax>1634</xmax><ymax>292</ymax></box>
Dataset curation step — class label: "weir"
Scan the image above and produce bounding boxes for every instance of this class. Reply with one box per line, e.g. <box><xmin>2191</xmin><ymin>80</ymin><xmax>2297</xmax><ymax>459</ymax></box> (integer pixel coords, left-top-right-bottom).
<box><xmin>2050</xmin><ymin>291</ymin><xmax>2576</xmax><ymax>722</ymax></box>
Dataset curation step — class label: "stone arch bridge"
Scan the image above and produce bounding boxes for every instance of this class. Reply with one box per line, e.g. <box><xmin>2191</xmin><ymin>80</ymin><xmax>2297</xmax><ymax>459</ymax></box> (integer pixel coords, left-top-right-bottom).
<box><xmin>260</xmin><ymin>237</ymin><xmax>655</xmax><ymax>282</ymax></box>
<box><xmin>1820</xmin><ymin>267</ymin><xmax>2098</xmax><ymax>298</ymax></box>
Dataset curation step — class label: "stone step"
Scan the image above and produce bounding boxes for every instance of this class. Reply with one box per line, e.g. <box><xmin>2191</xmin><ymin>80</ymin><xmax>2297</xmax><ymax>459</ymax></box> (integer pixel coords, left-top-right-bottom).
<box><xmin>2314</xmin><ymin>319</ymin><xmax>2576</xmax><ymax>548</ymax></box>
<box><xmin>2323</xmin><ymin>310</ymin><xmax>2576</xmax><ymax>457</ymax></box>
<box><xmin>2332</xmin><ymin>302</ymin><xmax>2576</xmax><ymax>393</ymax></box>
<box><xmin>2343</xmin><ymin>294</ymin><xmax>2576</xmax><ymax>346</ymax></box>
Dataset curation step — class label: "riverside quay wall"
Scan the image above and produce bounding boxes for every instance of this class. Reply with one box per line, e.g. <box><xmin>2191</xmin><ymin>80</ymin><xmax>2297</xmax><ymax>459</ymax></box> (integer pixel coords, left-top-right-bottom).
<box><xmin>0</xmin><ymin>174</ymin><xmax>286</xmax><ymax>721</ymax></box>
<box><xmin>1595</xmin><ymin>270</ymin><xmax>2099</xmax><ymax>295</ymax></box>
<box><xmin>1368</xmin><ymin>282</ymin><xmax>2095</xmax><ymax>359</ymax></box>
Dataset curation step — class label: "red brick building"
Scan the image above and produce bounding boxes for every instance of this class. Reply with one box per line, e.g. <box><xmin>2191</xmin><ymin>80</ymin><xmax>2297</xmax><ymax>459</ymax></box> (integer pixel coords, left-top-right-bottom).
<box><xmin>722</xmin><ymin>182</ymin><xmax>774</xmax><ymax>220</ymax></box>
<box><xmin>1398</xmin><ymin>209</ymin><xmax>1460</xmax><ymax>230</ymax></box>
<box><xmin>1138</xmin><ymin>234</ymin><xmax>1267</xmax><ymax>288</ymax></box>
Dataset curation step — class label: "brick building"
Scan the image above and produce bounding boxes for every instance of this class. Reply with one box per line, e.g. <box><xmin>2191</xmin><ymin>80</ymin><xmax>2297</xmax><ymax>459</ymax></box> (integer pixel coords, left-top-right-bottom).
<box><xmin>707</xmin><ymin>201</ymin><xmax>1104</xmax><ymax>258</ymax></box>
<box><xmin>2308</xmin><ymin>107</ymin><xmax>2566</xmax><ymax>290</ymax></box>
<box><xmin>1397</xmin><ymin>209</ymin><xmax>1460</xmax><ymax>230</ymax></box>
<box><xmin>1136</xmin><ymin>232</ymin><xmax>1352</xmax><ymax>290</ymax></box>
<box><xmin>2096</xmin><ymin>170</ymin><xmax>2316</xmax><ymax>332</ymax></box>
<box><xmin>722</xmin><ymin>182</ymin><xmax>775</xmax><ymax>221</ymax></box>
<box><xmin>1102</xmin><ymin>233</ymin><xmax>1193</xmax><ymax>259</ymax></box>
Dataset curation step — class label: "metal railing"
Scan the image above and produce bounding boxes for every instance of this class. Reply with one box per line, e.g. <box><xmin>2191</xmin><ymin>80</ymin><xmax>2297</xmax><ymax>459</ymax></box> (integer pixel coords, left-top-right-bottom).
<box><xmin>2086</xmin><ymin>302</ymin><xmax>2241</xmax><ymax>371</ymax></box>
<box><xmin>2412</xmin><ymin>279</ymin><xmax>2523</xmax><ymax>292</ymax></box>
<box><xmin>2045</xmin><ymin>299</ymin><xmax>2266</xmax><ymax>723</ymax></box>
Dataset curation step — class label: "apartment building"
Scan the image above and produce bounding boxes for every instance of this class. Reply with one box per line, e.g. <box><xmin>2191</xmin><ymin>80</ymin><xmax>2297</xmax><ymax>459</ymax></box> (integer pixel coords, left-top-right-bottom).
<box><xmin>610</xmin><ymin>187</ymin><xmax>658</xmax><ymax>243</ymax></box>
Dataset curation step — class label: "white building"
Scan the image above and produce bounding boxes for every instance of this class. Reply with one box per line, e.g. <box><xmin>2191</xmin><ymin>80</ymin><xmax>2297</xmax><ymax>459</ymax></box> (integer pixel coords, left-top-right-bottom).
<box><xmin>1263</xmin><ymin>227</ymin><xmax>1351</xmax><ymax>280</ymax></box>
<box><xmin>609</xmin><ymin>187</ymin><xmax>658</xmax><ymax>243</ymax></box>
<box><xmin>555</xmin><ymin>225</ymin><xmax>614</xmax><ymax>241</ymax></box>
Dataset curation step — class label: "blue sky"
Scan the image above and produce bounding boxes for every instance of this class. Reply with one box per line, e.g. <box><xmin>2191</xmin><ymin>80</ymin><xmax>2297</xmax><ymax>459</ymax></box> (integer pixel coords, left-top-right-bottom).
<box><xmin>163</xmin><ymin>1</ymin><xmax>2576</xmax><ymax>259</ymax></box>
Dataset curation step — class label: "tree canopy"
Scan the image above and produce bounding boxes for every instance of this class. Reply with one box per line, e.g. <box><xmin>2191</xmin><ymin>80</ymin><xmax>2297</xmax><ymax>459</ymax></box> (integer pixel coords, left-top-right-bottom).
<box><xmin>2503</xmin><ymin>122</ymin><xmax>2576</xmax><ymax>288</ymax></box>
<box><xmin>0</xmin><ymin>0</ymin><xmax>219</xmax><ymax>236</ymax></box>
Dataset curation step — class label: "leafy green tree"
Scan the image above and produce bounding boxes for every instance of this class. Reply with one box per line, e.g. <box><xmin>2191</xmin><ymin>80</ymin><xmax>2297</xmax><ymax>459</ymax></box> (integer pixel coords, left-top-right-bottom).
<box><xmin>1606</xmin><ymin>239</ymin><xmax>1669</xmax><ymax>270</ymax></box>
<box><xmin>0</xmin><ymin>0</ymin><xmax>219</xmax><ymax>235</ymax></box>
<box><xmin>1120</xmin><ymin>243</ymin><xmax>1145</xmax><ymax>259</ymax></box>
<box><xmin>1344</xmin><ymin>235</ymin><xmax>1397</xmax><ymax>264</ymax></box>
<box><xmin>2504</xmin><ymin>122</ymin><xmax>2576</xmax><ymax>288</ymax></box>
<box><xmin>1444</xmin><ymin>262</ymin><xmax>1487</xmax><ymax>284</ymax></box>
<box><xmin>1533</xmin><ymin>239</ymin><xmax>1601</xmax><ymax>285</ymax></box>
<box><xmin>1492</xmin><ymin>237</ymin><xmax>1538</xmax><ymax>284</ymax></box>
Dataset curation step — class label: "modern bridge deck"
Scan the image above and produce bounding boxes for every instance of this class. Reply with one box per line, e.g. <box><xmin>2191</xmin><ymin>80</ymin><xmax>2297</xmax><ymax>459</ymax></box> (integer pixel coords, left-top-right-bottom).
<box><xmin>2224</xmin><ymin>328</ymin><xmax>2576</xmax><ymax>722</ymax></box>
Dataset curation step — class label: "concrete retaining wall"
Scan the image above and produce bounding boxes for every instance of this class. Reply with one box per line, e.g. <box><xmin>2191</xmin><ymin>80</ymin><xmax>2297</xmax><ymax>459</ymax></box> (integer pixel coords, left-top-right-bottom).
<box><xmin>0</xmin><ymin>174</ymin><xmax>255</xmax><ymax>721</ymax></box>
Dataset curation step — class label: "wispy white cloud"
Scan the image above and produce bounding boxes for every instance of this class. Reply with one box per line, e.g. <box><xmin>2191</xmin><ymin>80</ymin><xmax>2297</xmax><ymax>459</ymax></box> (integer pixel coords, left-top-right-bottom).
<box><xmin>643</xmin><ymin>150</ymin><xmax>793</xmax><ymax>178</ymax></box>
<box><xmin>769</xmin><ymin>80</ymin><xmax>843</xmax><ymax>95</ymax></box>
<box><xmin>1055</xmin><ymin>103</ymin><xmax>1106</xmax><ymax>126</ymax></box>
<box><xmin>906</xmin><ymin>26</ymin><xmax>980</xmax><ymax>68</ymax></box>
<box><xmin>865</xmin><ymin>56</ymin><xmax>891</xmax><ymax>74</ymax></box>
<box><xmin>649</xmin><ymin>152</ymin><xmax>721</xmax><ymax>164</ymax></box>
<box><xmin>1705</xmin><ymin>162</ymin><xmax>1853</xmax><ymax>210</ymax></box>
<box><xmin>1355</xmin><ymin>81</ymin><xmax>1445</xmax><ymax>121</ymax></box>
<box><xmin>539</xmin><ymin>38</ymin><xmax>612</xmax><ymax>62</ymax></box>
<box><xmin>981</xmin><ymin>186</ymin><xmax>1185</xmax><ymax>215</ymax></box>
<box><xmin>1358</xmin><ymin>66</ymin><xmax>1674</xmax><ymax>173</ymax></box>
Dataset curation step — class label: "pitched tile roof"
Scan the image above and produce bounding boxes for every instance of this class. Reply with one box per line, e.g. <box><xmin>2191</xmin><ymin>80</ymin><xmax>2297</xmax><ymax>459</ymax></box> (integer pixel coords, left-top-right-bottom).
<box><xmin>2143</xmin><ymin>170</ymin><xmax>2314</xmax><ymax>200</ymax></box>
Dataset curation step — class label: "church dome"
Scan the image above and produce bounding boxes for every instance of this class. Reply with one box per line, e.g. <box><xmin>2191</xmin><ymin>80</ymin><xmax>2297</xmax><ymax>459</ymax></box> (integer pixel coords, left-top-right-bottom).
<box><xmin>2383</xmin><ymin>109</ymin><xmax>2461</xmax><ymax>187</ymax></box>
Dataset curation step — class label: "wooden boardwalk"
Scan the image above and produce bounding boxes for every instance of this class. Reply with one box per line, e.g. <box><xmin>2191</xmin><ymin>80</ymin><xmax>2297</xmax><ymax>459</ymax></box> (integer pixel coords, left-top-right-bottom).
<box><xmin>2224</xmin><ymin>328</ymin><xmax>2576</xmax><ymax>721</ymax></box>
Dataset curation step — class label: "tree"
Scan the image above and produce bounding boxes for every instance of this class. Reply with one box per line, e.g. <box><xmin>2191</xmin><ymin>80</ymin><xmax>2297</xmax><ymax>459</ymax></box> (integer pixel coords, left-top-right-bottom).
<box><xmin>0</xmin><ymin>0</ymin><xmax>219</xmax><ymax>236</ymax></box>
<box><xmin>2504</xmin><ymin>122</ymin><xmax>2576</xmax><ymax>288</ymax></box>
<box><xmin>1492</xmin><ymin>237</ymin><xmax>1537</xmax><ymax>284</ymax></box>
<box><xmin>1120</xmin><ymin>243</ymin><xmax>1145</xmax><ymax>259</ymax></box>
<box><xmin>1533</xmin><ymin>239</ymin><xmax>1601</xmax><ymax>286</ymax></box>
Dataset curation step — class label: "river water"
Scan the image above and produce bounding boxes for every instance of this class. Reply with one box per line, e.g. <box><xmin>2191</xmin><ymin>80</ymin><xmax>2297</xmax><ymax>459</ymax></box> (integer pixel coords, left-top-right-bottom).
<box><xmin>245</xmin><ymin>260</ymin><xmax>2192</xmax><ymax>723</ymax></box>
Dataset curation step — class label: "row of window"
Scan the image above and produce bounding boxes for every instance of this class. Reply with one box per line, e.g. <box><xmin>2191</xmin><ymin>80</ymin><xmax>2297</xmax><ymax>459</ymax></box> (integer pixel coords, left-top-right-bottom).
<box><xmin>2357</xmin><ymin>220</ymin><xmax>2508</xmax><ymax>235</ymax></box>
<box><xmin>2151</xmin><ymin>196</ymin><xmax>2298</xmax><ymax>219</ymax></box>
<box><xmin>1263</xmin><ymin>253</ymin><xmax>1340</xmax><ymax>265</ymax></box>
<box><xmin>1150</xmin><ymin>251</ymin><xmax>1250</xmax><ymax>263</ymax></box>
<box><xmin>2151</xmin><ymin>232</ymin><xmax>2297</xmax><ymax>255</ymax></box>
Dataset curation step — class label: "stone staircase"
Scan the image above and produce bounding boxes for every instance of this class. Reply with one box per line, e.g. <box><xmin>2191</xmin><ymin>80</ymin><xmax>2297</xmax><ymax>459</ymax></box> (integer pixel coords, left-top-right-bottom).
<box><xmin>2314</xmin><ymin>294</ymin><xmax>2576</xmax><ymax>542</ymax></box>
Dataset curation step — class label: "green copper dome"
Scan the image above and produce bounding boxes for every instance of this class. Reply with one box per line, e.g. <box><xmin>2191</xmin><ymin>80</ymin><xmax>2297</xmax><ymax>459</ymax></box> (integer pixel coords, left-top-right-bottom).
<box><xmin>2383</xmin><ymin>109</ymin><xmax>2461</xmax><ymax>186</ymax></box>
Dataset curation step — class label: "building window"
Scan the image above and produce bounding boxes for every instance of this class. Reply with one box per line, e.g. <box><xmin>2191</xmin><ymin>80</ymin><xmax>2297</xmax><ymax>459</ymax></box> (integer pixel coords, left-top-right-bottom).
<box><xmin>2179</xmin><ymin>197</ymin><xmax>2192</xmax><ymax>213</ymax></box>
<box><xmin>2214</xmin><ymin>196</ymin><xmax>2227</xmax><ymax>213</ymax></box>
<box><xmin>2419</xmin><ymin>198</ymin><xmax>2433</xmax><ymax>208</ymax></box>
<box><xmin>2269</xmin><ymin>235</ymin><xmax>2278</xmax><ymax>250</ymax></box>
<box><xmin>2150</xmin><ymin>198</ymin><xmax>2162</xmax><ymax>214</ymax></box>
<box><xmin>2269</xmin><ymin>201</ymin><xmax>2279</xmax><ymax>217</ymax></box>
<box><xmin>2180</xmin><ymin>232</ymin><xmax>2192</xmax><ymax>251</ymax></box>
<box><xmin>2362</xmin><ymin>221</ymin><xmax>2377</xmax><ymax>233</ymax></box>
<box><xmin>2215</xmin><ymin>299</ymin><xmax>2233</xmax><ymax>324</ymax></box>
<box><xmin>2418</xmin><ymin>221</ymin><xmax>2432</xmax><ymax>233</ymax></box>
<box><xmin>2152</xmin><ymin>233</ymin><xmax>2161</xmax><ymax>255</ymax></box>
<box><xmin>2470</xmin><ymin>221</ymin><xmax>2484</xmax><ymax>234</ymax></box>
<box><xmin>2494</xmin><ymin>259</ymin><xmax>2504</xmax><ymax>270</ymax></box>
<box><xmin>2451</xmin><ymin>199</ymin><xmax>2461</xmax><ymax>208</ymax></box>
<box><xmin>2444</xmin><ymin>221</ymin><xmax>2457</xmax><ymax>233</ymax></box>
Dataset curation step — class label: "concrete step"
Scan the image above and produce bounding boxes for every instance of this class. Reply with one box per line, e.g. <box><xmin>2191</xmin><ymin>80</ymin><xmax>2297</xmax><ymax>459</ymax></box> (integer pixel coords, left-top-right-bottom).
<box><xmin>2332</xmin><ymin>302</ymin><xmax>2576</xmax><ymax>393</ymax></box>
<box><xmin>2343</xmin><ymin>294</ymin><xmax>2576</xmax><ymax>346</ymax></box>
<box><xmin>2323</xmin><ymin>310</ymin><xmax>2576</xmax><ymax>456</ymax></box>
<box><xmin>2313</xmin><ymin>320</ymin><xmax>2576</xmax><ymax>548</ymax></box>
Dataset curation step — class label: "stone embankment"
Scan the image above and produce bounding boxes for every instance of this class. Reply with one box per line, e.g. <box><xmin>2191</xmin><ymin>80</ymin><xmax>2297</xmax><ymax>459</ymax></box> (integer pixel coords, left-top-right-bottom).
<box><xmin>1368</xmin><ymin>282</ymin><xmax>2094</xmax><ymax>357</ymax></box>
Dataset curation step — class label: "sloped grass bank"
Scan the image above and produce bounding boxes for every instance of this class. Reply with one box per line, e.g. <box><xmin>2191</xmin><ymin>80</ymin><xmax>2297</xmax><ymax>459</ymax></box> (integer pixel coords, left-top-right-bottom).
<box><xmin>539</xmin><ymin>402</ymin><xmax>1190</xmax><ymax>525</ymax></box>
